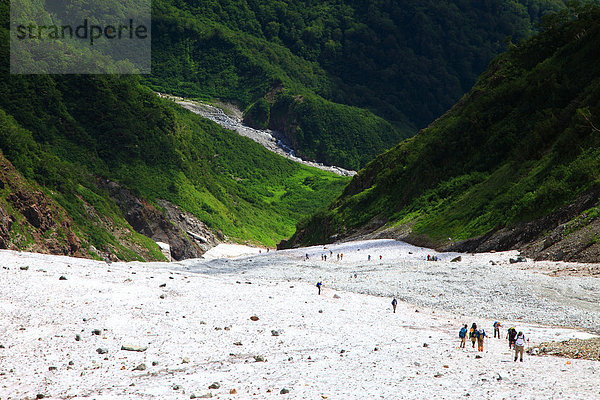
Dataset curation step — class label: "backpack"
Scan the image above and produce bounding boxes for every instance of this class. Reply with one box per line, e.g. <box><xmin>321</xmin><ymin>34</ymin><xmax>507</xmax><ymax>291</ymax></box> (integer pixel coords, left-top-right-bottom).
<box><xmin>478</xmin><ymin>329</ymin><xmax>486</xmax><ymax>338</ymax></box>
<box><xmin>459</xmin><ymin>327</ymin><xmax>467</xmax><ymax>338</ymax></box>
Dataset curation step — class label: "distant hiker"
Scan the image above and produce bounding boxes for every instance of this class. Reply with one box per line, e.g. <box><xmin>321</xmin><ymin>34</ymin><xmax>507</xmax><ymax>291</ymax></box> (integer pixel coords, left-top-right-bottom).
<box><xmin>427</xmin><ymin>255</ymin><xmax>431</xmax><ymax>261</ymax></box>
<box><xmin>469</xmin><ymin>323</ymin><xmax>478</xmax><ymax>348</ymax></box>
<box><xmin>316</xmin><ymin>281</ymin><xmax>322</xmax><ymax>295</ymax></box>
<box><xmin>324</xmin><ymin>254</ymin><xmax>327</xmax><ymax>261</ymax></box>
<box><xmin>493</xmin><ymin>321</ymin><xmax>501</xmax><ymax>338</ymax></box>
<box><xmin>259</xmin><ymin>249</ymin><xmax>261</xmax><ymax>254</ymax></box>
<box><xmin>305</xmin><ymin>253</ymin><xmax>309</xmax><ymax>260</ymax></box>
<box><xmin>477</xmin><ymin>329</ymin><xmax>487</xmax><ymax>352</ymax></box>
<box><xmin>459</xmin><ymin>324</ymin><xmax>468</xmax><ymax>348</ymax></box>
<box><xmin>507</xmin><ymin>327</ymin><xmax>517</xmax><ymax>349</ymax></box>
<box><xmin>330</xmin><ymin>250</ymin><xmax>333</xmax><ymax>256</ymax></box>
<box><xmin>354</xmin><ymin>273</ymin><xmax>357</xmax><ymax>278</ymax></box>
<box><xmin>391</xmin><ymin>298</ymin><xmax>398</xmax><ymax>313</ymax></box>
<box><xmin>340</xmin><ymin>253</ymin><xmax>343</xmax><ymax>261</ymax></box>
<box><xmin>368</xmin><ymin>255</ymin><xmax>371</xmax><ymax>261</ymax></box>
<box><xmin>379</xmin><ymin>255</ymin><xmax>382</xmax><ymax>260</ymax></box>
<box><xmin>337</xmin><ymin>254</ymin><xmax>340</xmax><ymax>261</ymax></box>
<box><xmin>321</xmin><ymin>254</ymin><xmax>324</xmax><ymax>261</ymax></box>
<box><xmin>514</xmin><ymin>332</ymin><xmax>527</xmax><ymax>362</ymax></box>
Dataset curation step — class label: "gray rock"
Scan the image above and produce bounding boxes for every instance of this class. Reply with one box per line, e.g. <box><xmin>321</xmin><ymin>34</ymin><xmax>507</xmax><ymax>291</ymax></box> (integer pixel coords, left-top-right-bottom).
<box><xmin>280</xmin><ymin>388</ymin><xmax>290</xmax><ymax>394</ymax></box>
<box><xmin>48</xmin><ymin>366</ymin><xmax>57</xmax><ymax>371</ymax></box>
<box><xmin>92</xmin><ymin>329</ymin><xmax>101</xmax><ymax>335</ymax></box>
<box><xmin>133</xmin><ymin>363</ymin><xmax>147</xmax><ymax>371</ymax></box>
<box><xmin>190</xmin><ymin>394</ymin><xmax>212</xmax><ymax>399</ymax></box>
<box><xmin>159</xmin><ymin>294</ymin><xmax>166</xmax><ymax>299</ymax></box>
<box><xmin>182</xmin><ymin>357</ymin><xmax>190</xmax><ymax>364</ymax></box>
<box><xmin>271</xmin><ymin>330</ymin><xmax>280</xmax><ymax>336</ymax></box>
<box><xmin>423</xmin><ymin>343</ymin><xmax>429</xmax><ymax>348</ymax></box>
<box><xmin>121</xmin><ymin>345</ymin><xmax>148</xmax><ymax>352</ymax></box>
<box><xmin>36</xmin><ymin>394</ymin><xmax>45</xmax><ymax>399</ymax></box>
<box><xmin>208</xmin><ymin>382</ymin><xmax>220</xmax><ymax>389</ymax></box>
<box><xmin>254</xmin><ymin>355</ymin><xmax>266</xmax><ymax>362</ymax></box>
<box><xmin>152</xmin><ymin>361</ymin><xmax>159</xmax><ymax>366</ymax></box>
<box><xmin>59</xmin><ymin>275</ymin><xmax>67</xmax><ymax>280</ymax></box>
<box><xmin>451</xmin><ymin>256</ymin><xmax>462</xmax><ymax>262</ymax></box>
<box><xmin>75</xmin><ymin>334</ymin><xmax>82</xmax><ymax>341</ymax></box>
<box><xmin>68</xmin><ymin>361</ymin><xmax>74</xmax><ymax>366</ymax></box>
<box><xmin>96</xmin><ymin>348</ymin><xmax>108</xmax><ymax>354</ymax></box>
<box><xmin>475</xmin><ymin>355</ymin><xmax>482</xmax><ymax>359</ymax></box>
<box><xmin>173</xmin><ymin>384</ymin><xmax>183</xmax><ymax>390</ymax></box>
<box><xmin>19</xmin><ymin>266</ymin><xmax>29</xmax><ymax>271</ymax></box>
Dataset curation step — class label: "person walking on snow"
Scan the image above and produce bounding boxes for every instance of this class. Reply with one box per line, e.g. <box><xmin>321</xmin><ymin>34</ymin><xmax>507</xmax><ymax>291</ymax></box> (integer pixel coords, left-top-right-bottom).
<box><xmin>514</xmin><ymin>331</ymin><xmax>527</xmax><ymax>362</ymax></box>
<box><xmin>391</xmin><ymin>298</ymin><xmax>397</xmax><ymax>313</ymax></box>
<box><xmin>493</xmin><ymin>321</ymin><xmax>501</xmax><ymax>338</ymax></box>
<box><xmin>507</xmin><ymin>327</ymin><xmax>517</xmax><ymax>349</ymax></box>
<box><xmin>477</xmin><ymin>328</ymin><xmax>487</xmax><ymax>352</ymax></box>
<box><xmin>469</xmin><ymin>323</ymin><xmax>478</xmax><ymax>348</ymax></box>
<box><xmin>316</xmin><ymin>281</ymin><xmax>322</xmax><ymax>295</ymax></box>
<box><xmin>459</xmin><ymin>324</ymin><xmax>468</xmax><ymax>348</ymax></box>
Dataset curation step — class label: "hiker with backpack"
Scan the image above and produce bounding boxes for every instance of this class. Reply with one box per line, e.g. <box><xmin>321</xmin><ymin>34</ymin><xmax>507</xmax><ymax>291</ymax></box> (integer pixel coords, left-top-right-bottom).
<box><xmin>391</xmin><ymin>298</ymin><xmax>397</xmax><ymax>313</ymax></box>
<box><xmin>477</xmin><ymin>328</ymin><xmax>487</xmax><ymax>352</ymax></box>
<box><xmin>469</xmin><ymin>323</ymin><xmax>478</xmax><ymax>348</ymax></box>
<box><xmin>514</xmin><ymin>331</ymin><xmax>528</xmax><ymax>362</ymax></box>
<box><xmin>459</xmin><ymin>324</ymin><xmax>468</xmax><ymax>348</ymax></box>
<box><xmin>316</xmin><ymin>281</ymin><xmax>322</xmax><ymax>295</ymax></box>
<box><xmin>493</xmin><ymin>321</ymin><xmax>502</xmax><ymax>338</ymax></box>
<box><xmin>507</xmin><ymin>327</ymin><xmax>517</xmax><ymax>349</ymax></box>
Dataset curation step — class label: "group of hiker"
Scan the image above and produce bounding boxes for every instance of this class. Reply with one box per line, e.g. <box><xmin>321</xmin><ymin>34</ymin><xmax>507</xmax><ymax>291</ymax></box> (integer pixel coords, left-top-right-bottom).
<box><xmin>426</xmin><ymin>255</ymin><xmax>440</xmax><ymax>261</ymax></box>
<box><xmin>459</xmin><ymin>321</ymin><xmax>528</xmax><ymax>361</ymax></box>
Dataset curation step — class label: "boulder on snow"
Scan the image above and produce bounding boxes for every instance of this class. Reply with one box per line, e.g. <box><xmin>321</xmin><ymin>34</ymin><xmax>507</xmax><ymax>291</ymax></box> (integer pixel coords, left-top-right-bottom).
<box><xmin>121</xmin><ymin>345</ymin><xmax>148</xmax><ymax>352</ymax></box>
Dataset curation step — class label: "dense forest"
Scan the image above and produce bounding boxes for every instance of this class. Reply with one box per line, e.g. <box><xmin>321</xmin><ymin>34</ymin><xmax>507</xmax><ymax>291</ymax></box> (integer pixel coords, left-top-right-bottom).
<box><xmin>148</xmin><ymin>0</ymin><xmax>574</xmax><ymax>169</ymax></box>
<box><xmin>284</xmin><ymin>3</ymin><xmax>600</xmax><ymax>253</ymax></box>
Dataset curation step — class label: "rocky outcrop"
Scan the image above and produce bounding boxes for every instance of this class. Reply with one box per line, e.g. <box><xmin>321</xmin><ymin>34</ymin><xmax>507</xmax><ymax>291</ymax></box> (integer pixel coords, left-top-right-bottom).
<box><xmin>98</xmin><ymin>179</ymin><xmax>219</xmax><ymax>260</ymax></box>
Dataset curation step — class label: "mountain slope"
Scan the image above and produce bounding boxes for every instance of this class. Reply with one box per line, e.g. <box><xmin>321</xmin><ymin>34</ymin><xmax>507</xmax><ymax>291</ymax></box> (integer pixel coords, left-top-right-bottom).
<box><xmin>0</xmin><ymin>3</ymin><xmax>349</xmax><ymax>260</ymax></box>
<box><xmin>283</xmin><ymin>4</ymin><xmax>600</xmax><ymax>262</ymax></box>
<box><xmin>147</xmin><ymin>0</ymin><xmax>576</xmax><ymax>169</ymax></box>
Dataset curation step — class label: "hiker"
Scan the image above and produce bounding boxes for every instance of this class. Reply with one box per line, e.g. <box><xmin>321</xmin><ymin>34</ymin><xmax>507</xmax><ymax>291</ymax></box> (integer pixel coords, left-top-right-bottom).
<box><xmin>379</xmin><ymin>255</ymin><xmax>382</xmax><ymax>260</ymax></box>
<box><xmin>427</xmin><ymin>255</ymin><xmax>430</xmax><ymax>261</ymax></box>
<box><xmin>459</xmin><ymin>324</ymin><xmax>468</xmax><ymax>348</ymax></box>
<box><xmin>340</xmin><ymin>253</ymin><xmax>343</xmax><ymax>260</ymax></box>
<box><xmin>477</xmin><ymin>328</ymin><xmax>487</xmax><ymax>352</ymax></box>
<box><xmin>507</xmin><ymin>327</ymin><xmax>517</xmax><ymax>349</ymax></box>
<box><xmin>316</xmin><ymin>281</ymin><xmax>322</xmax><ymax>295</ymax></box>
<box><xmin>324</xmin><ymin>254</ymin><xmax>327</xmax><ymax>261</ymax></box>
<box><xmin>368</xmin><ymin>255</ymin><xmax>371</xmax><ymax>261</ymax></box>
<box><xmin>493</xmin><ymin>321</ymin><xmax>501</xmax><ymax>338</ymax></box>
<box><xmin>514</xmin><ymin>332</ymin><xmax>527</xmax><ymax>362</ymax></box>
<box><xmin>469</xmin><ymin>323</ymin><xmax>478</xmax><ymax>348</ymax></box>
<box><xmin>391</xmin><ymin>298</ymin><xmax>397</xmax><ymax>313</ymax></box>
<box><xmin>337</xmin><ymin>254</ymin><xmax>340</xmax><ymax>261</ymax></box>
<box><xmin>305</xmin><ymin>253</ymin><xmax>309</xmax><ymax>260</ymax></box>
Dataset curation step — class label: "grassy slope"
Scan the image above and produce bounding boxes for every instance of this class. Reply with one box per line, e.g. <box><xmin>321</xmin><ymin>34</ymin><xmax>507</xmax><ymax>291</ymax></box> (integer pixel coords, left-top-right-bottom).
<box><xmin>0</xmin><ymin>4</ymin><xmax>349</xmax><ymax>257</ymax></box>
<box><xmin>285</xmin><ymin>5</ymin><xmax>600</xmax><ymax>247</ymax></box>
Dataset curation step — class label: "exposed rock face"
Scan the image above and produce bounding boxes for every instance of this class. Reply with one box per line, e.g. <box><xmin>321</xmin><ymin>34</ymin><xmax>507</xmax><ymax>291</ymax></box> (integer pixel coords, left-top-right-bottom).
<box><xmin>0</xmin><ymin>153</ymin><xmax>81</xmax><ymax>256</ymax></box>
<box><xmin>98</xmin><ymin>179</ymin><xmax>219</xmax><ymax>260</ymax></box>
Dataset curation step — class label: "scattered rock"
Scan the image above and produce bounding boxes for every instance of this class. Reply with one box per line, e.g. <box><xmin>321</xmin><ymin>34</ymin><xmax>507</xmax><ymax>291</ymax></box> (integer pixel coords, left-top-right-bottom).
<box><xmin>59</xmin><ymin>275</ymin><xmax>67</xmax><ymax>280</ymax></box>
<box><xmin>333</xmin><ymin>294</ymin><xmax>340</xmax><ymax>299</ymax></box>
<box><xmin>254</xmin><ymin>355</ymin><xmax>266</xmax><ymax>362</ymax></box>
<box><xmin>475</xmin><ymin>355</ymin><xmax>482</xmax><ymax>359</ymax></box>
<box><xmin>340</xmin><ymin>349</ymin><xmax>345</xmax><ymax>354</ymax></box>
<box><xmin>230</xmin><ymin>389</ymin><xmax>237</xmax><ymax>394</ymax></box>
<box><xmin>92</xmin><ymin>329</ymin><xmax>101</xmax><ymax>335</ymax></box>
<box><xmin>190</xmin><ymin>394</ymin><xmax>212</xmax><ymax>399</ymax></box>
<box><xmin>250</xmin><ymin>315</ymin><xmax>259</xmax><ymax>321</ymax></box>
<box><xmin>318</xmin><ymin>310</ymin><xmax>323</xmax><ymax>314</ymax></box>
<box><xmin>451</xmin><ymin>256</ymin><xmax>462</xmax><ymax>262</ymax></box>
<box><xmin>68</xmin><ymin>361</ymin><xmax>74</xmax><ymax>366</ymax></box>
<box><xmin>271</xmin><ymin>330</ymin><xmax>280</xmax><ymax>336</ymax></box>
<box><xmin>280</xmin><ymin>388</ymin><xmax>290</xmax><ymax>394</ymax></box>
<box><xmin>75</xmin><ymin>334</ymin><xmax>82</xmax><ymax>341</ymax></box>
<box><xmin>224</xmin><ymin>326</ymin><xmax>231</xmax><ymax>331</ymax></box>
<box><xmin>434</xmin><ymin>373</ymin><xmax>443</xmax><ymax>378</ymax></box>
<box><xmin>36</xmin><ymin>394</ymin><xmax>45</xmax><ymax>399</ymax></box>
<box><xmin>496</xmin><ymin>373</ymin><xmax>503</xmax><ymax>381</ymax></box>
<box><xmin>152</xmin><ymin>361</ymin><xmax>159</xmax><ymax>366</ymax></box>
<box><xmin>121</xmin><ymin>345</ymin><xmax>148</xmax><ymax>352</ymax></box>
<box><xmin>159</xmin><ymin>294</ymin><xmax>166</xmax><ymax>299</ymax></box>
<box><xmin>234</xmin><ymin>341</ymin><xmax>243</xmax><ymax>346</ymax></box>
<box><xmin>159</xmin><ymin>283</ymin><xmax>166</xmax><ymax>288</ymax></box>
<box><xmin>133</xmin><ymin>363</ymin><xmax>147</xmax><ymax>371</ymax></box>
<box><xmin>19</xmin><ymin>266</ymin><xmax>29</xmax><ymax>271</ymax></box>
<box><xmin>96</xmin><ymin>348</ymin><xmax>108</xmax><ymax>354</ymax></box>
<box><xmin>48</xmin><ymin>366</ymin><xmax>57</xmax><ymax>371</ymax></box>
<box><xmin>423</xmin><ymin>343</ymin><xmax>429</xmax><ymax>348</ymax></box>
<box><xmin>208</xmin><ymin>382</ymin><xmax>220</xmax><ymax>389</ymax></box>
<box><xmin>182</xmin><ymin>357</ymin><xmax>190</xmax><ymax>364</ymax></box>
<box><xmin>374</xmin><ymin>347</ymin><xmax>379</xmax><ymax>351</ymax></box>
<box><xmin>173</xmin><ymin>384</ymin><xmax>183</xmax><ymax>390</ymax></box>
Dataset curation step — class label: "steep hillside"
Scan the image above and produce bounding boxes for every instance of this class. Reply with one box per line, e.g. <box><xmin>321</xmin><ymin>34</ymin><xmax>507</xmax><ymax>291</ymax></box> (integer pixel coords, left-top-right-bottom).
<box><xmin>283</xmin><ymin>4</ymin><xmax>600</xmax><ymax>262</ymax></box>
<box><xmin>147</xmin><ymin>0</ymin><xmax>575</xmax><ymax>169</ymax></box>
<box><xmin>0</xmin><ymin>4</ymin><xmax>349</xmax><ymax>260</ymax></box>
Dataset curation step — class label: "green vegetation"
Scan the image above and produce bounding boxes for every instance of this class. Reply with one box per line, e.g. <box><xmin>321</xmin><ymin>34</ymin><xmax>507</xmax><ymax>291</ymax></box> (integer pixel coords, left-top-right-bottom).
<box><xmin>0</xmin><ymin>2</ymin><xmax>349</xmax><ymax>258</ymax></box>
<box><xmin>287</xmin><ymin>3</ymin><xmax>600</xmax><ymax>247</ymax></box>
<box><xmin>147</xmin><ymin>0</ymin><xmax>577</xmax><ymax>169</ymax></box>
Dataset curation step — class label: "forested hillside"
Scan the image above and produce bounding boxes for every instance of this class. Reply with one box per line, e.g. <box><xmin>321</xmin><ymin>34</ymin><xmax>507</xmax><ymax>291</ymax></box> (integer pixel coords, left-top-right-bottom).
<box><xmin>0</xmin><ymin>3</ymin><xmax>349</xmax><ymax>260</ymax></box>
<box><xmin>148</xmin><ymin>0</ymin><xmax>573</xmax><ymax>169</ymax></box>
<box><xmin>283</xmin><ymin>4</ymin><xmax>600</xmax><ymax>262</ymax></box>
